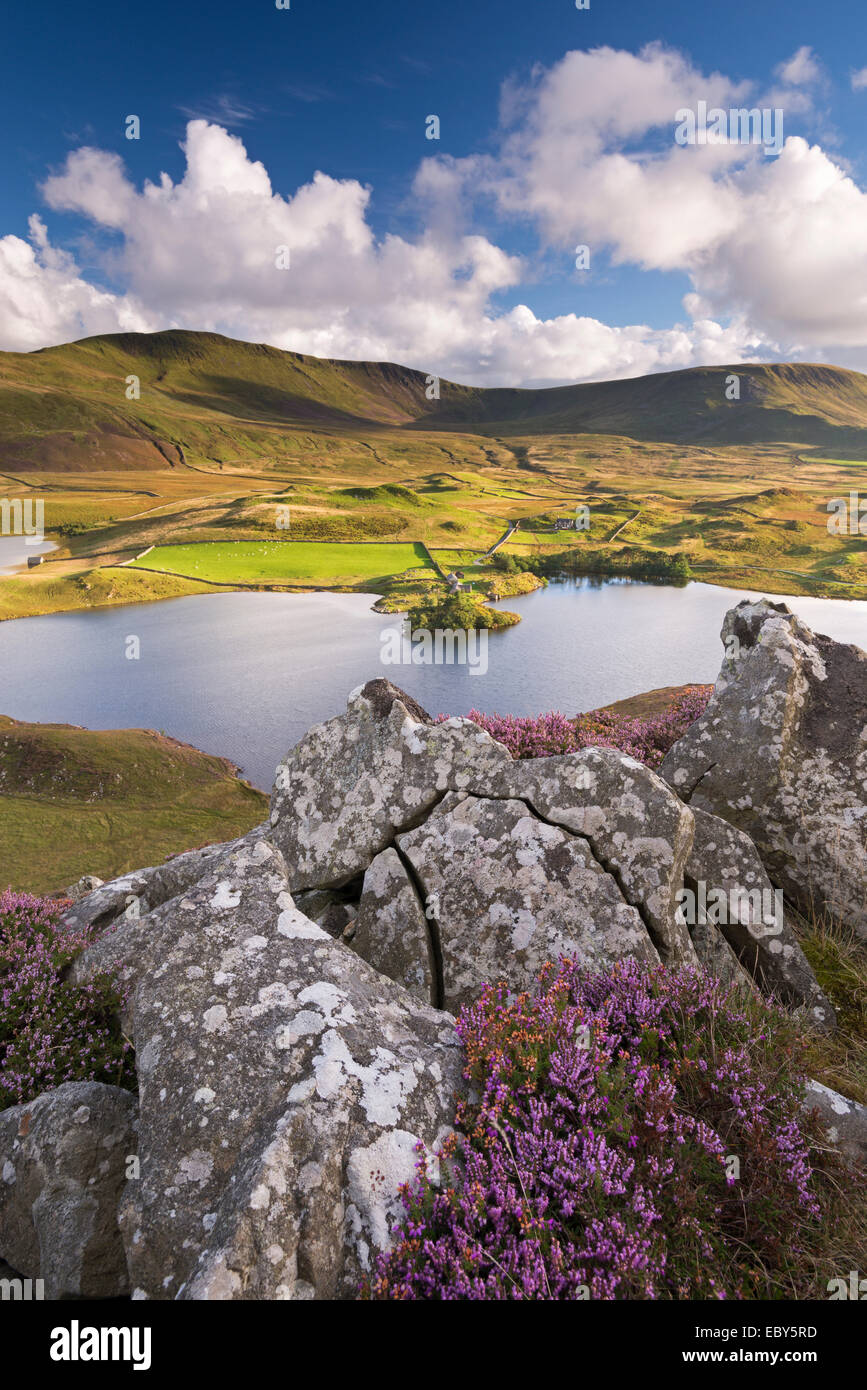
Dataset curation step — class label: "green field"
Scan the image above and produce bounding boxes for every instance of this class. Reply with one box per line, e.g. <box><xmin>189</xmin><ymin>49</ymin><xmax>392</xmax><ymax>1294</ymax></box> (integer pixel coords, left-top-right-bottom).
<box><xmin>130</xmin><ymin>540</ymin><xmax>432</xmax><ymax>585</ymax></box>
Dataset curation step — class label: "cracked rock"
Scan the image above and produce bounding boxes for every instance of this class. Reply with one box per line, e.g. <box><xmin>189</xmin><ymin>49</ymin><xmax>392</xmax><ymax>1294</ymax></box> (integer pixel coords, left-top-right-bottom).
<box><xmin>72</xmin><ymin>834</ymin><xmax>461</xmax><ymax>1300</ymax></box>
<box><xmin>397</xmin><ymin>792</ymin><xmax>658</xmax><ymax>1012</ymax></box>
<box><xmin>489</xmin><ymin>746</ymin><xmax>697</xmax><ymax>967</ymax></box>
<box><xmin>352</xmin><ymin>847</ymin><xmax>437</xmax><ymax>1006</ymax></box>
<box><xmin>662</xmin><ymin>600</ymin><xmax>867</xmax><ymax>940</ymax></box>
<box><xmin>686</xmin><ymin>805</ymin><xmax>836</xmax><ymax>1031</ymax></box>
<box><xmin>269</xmin><ymin>679</ymin><xmax>513</xmax><ymax>890</ymax></box>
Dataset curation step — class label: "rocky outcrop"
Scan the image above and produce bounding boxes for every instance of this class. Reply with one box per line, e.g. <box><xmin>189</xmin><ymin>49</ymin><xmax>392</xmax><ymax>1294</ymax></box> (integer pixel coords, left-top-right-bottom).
<box><xmin>269</xmin><ymin>678</ymin><xmax>513</xmax><ymax>890</ymax></box>
<box><xmin>0</xmin><ymin>1082</ymin><xmax>137</xmax><ymax>1299</ymax></box>
<box><xmin>71</xmin><ymin>835</ymin><xmax>461</xmax><ymax>1300</ymax></box>
<box><xmin>284</xmin><ymin>679</ymin><xmax>826</xmax><ymax>1020</ymax></box>
<box><xmin>661</xmin><ymin>600</ymin><xmax>867</xmax><ymax>940</ymax></box>
<box><xmin>62</xmin><ymin>674</ymin><xmax>835</xmax><ymax>1033</ymax></box>
<box><xmin>58</xmin><ymin>831</ymin><xmax>267</xmax><ymax>937</ymax></box>
<box><xmin>5</xmin><ymin>648</ymin><xmax>846</xmax><ymax>1301</ymax></box>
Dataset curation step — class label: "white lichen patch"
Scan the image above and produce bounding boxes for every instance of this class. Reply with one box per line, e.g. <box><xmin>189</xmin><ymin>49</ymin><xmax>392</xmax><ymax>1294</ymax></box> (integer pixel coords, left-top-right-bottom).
<box><xmin>175</xmin><ymin>1150</ymin><xmax>214</xmax><ymax>1186</ymax></box>
<box><xmin>202</xmin><ymin>1005</ymin><xmax>229</xmax><ymax>1034</ymax></box>
<box><xmin>210</xmin><ymin>882</ymin><xmax>242</xmax><ymax>912</ymax></box>
<box><xmin>346</xmin><ymin>1129</ymin><xmax>424</xmax><ymax>1259</ymax></box>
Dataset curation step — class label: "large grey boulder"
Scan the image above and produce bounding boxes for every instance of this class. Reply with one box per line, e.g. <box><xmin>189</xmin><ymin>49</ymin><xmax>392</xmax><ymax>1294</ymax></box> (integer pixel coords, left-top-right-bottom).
<box><xmin>686</xmin><ymin>806</ymin><xmax>835</xmax><ymax>1031</ymax></box>
<box><xmin>267</xmin><ymin>678</ymin><xmax>831</xmax><ymax>1013</ymax></box>
<box><xmin>0</xmin><ymin>1082</ymin><xmax>137</xmax><ymax>1299</ymax></box>
<box><xmin>397</xmin><ymin>792</ymin><xmax>658</xmax><ymax>1011</ymax></box>
<box><xmin>269</xmin><ymin>678</ymin><xmax>512</xmax><ymax>890</ymax></box>
<box><xmin>59</xmin><ymin>832</ymin><xmax>266</xmax><ymax>937</ymax></box>
<box><xmin>72</xmin><ymin>834</ymin><xmax>461</xmax><ymax>1300</ymax></box>
<box><xmin>661</xmin><ymin>600</ymin><xmax>867</xmax><ymax>939</ymax></box>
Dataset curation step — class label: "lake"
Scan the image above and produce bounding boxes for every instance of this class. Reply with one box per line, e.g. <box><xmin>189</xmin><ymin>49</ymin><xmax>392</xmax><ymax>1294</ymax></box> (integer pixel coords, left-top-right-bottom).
<box><xmin>1</xmin><ymin>578</ymin><xmax>865</xmax><ymax>791</ymax></box>
<box><xmin>0</xmin><ymin>536</ymin><xmax>58</xmax><ymax>574</ymax></box>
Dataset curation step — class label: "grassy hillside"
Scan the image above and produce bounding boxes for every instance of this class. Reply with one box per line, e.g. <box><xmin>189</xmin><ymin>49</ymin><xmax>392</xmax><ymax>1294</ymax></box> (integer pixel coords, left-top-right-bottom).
<box><xmin>2</xmin><ymin>332</ymin><xmax>867</xmax><ymax>470</ymax></box>
<box><xmin>0</xmin><ymin>330</ymin><xmax>437</xmax><ymax>473</ymax></box>
<box><xmin>2</xmin><ymin>330</ymin><xmax>867</xmax><ymax>623</ymax></box>
<box><xmin>0</xmin><ymin>715</ymin><xmax>267</xmax><ymax>894</ymax></box>
<box><xmin>417</xmin><ymin>361</ymin><xmax>867</xmax><ymax>447</ymax></box>
<box><xmin>0</xmin><ymin>565</ymin><xmax>220</xmax><ymax>621</ymax></box>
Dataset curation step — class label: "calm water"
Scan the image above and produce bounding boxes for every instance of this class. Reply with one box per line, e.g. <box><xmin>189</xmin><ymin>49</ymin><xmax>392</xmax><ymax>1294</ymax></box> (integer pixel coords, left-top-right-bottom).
<box><xmin>0</xmin><ymin>536</ymin><xmax>57</xmax><ymax>574</ymax></box>
<box><xmin>0</xmin><ymin>579</ymin><xmax>865</xmax><ymax>791</ymax></box>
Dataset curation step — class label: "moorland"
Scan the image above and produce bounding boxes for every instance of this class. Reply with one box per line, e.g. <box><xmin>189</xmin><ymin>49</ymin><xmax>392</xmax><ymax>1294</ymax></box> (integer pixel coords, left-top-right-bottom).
<box><xmin>0</xmin><ymin>714</ymin><xmax>267</xmax><ymax>894</ymax></box>
<box><xmin>1</xmin><ymin>330</ymin><xmax>866</xmax><ymax>627</ymax></box>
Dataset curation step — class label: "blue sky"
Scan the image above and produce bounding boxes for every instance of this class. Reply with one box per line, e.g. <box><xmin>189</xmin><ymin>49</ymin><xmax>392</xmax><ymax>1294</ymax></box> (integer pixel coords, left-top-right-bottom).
<box><xmin>2</xmin><ymin>0</ymin><xmax>867</xmax><ymax>384</ymax></box>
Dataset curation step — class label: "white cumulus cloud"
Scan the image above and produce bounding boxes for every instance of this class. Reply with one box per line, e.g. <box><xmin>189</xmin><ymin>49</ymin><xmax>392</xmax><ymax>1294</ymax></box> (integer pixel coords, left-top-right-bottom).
<box><xmin>2</xmin><ymin>44</ymin><xmax>867</xmax><ymax>383</ymax></box>
<box><xmin>0</xmin><ymin>115</ymin><xmax>763</xmax><ymax>384</ymax></box>
<box><xmin>444</xmin><ymin>44</ymin><xmax>867</xmax><ymax>369</ymax></box>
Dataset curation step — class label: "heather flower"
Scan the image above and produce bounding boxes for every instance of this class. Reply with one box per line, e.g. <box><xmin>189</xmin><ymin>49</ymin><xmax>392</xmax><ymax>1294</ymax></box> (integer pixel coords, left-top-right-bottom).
<box><xmin>0</xmin><ymin>889</ymin><xmax>136</xmax><ymax>1110</ymax></box>
<box><xmin>363</xmin><ymin>959</ymin><xmax>830</xmax><ymax>1301</ymax></box>
<box><xmin>441</xmin><ymin>687</ymin><xmax>713</xmax><ymax>769</ymax></box>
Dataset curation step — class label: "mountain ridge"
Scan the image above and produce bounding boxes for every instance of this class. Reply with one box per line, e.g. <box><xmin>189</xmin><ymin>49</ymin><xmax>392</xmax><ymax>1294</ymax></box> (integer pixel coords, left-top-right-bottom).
<box><xmin>2</xmin><ymin>328</ymin><xmax>867</xmax><ymax>471</ymax></box>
